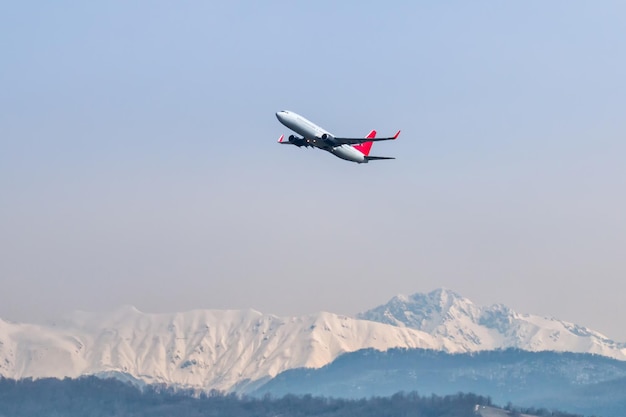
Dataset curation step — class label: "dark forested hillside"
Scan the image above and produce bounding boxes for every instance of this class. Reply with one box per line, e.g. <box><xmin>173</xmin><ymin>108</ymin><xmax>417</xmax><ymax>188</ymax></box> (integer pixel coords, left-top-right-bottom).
<box><xmin>255</xmin><ymin>348</ymin><xmax>626</xmax><ymax>416</ymax></box>
<box><xmin>0</xmin><ymin>376</ymin><xmax>580</xmax><ymax>417</ymax></box>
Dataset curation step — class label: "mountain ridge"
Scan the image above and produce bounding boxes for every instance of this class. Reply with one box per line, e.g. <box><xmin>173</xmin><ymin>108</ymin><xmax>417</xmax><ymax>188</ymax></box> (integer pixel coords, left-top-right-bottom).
<box><xmin>0</xmin><ymin>305</ymin><xmax>446</xmax><ymax>392</ymax></box>
<box><xmin>255</xmin><ymin>347</ymin><xmax>626</xmax><ymax>416</ymax></box>
<box><xmin>358</xmin><ymin>288</ymin><xmax>625</xmax><ymax>356</ymax></box>
<box><xmin>0</xmin><ymin>288</ymin><xmax>624</xmax><ymax>392</ymax></box>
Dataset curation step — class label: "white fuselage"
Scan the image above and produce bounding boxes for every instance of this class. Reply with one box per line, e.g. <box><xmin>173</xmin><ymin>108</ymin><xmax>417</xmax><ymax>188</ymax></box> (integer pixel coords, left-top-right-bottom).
<box><xmin>276</xmin><ymin>111</ymin><xmax>367</xmax><ymax>163</ymax></box>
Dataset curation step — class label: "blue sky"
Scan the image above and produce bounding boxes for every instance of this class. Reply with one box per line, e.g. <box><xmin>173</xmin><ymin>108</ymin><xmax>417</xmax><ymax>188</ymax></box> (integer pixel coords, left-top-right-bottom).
<box><xmin>2</xmin><ymin>2</ymin><xmax>626</xmax><ymax>340</ymax></box>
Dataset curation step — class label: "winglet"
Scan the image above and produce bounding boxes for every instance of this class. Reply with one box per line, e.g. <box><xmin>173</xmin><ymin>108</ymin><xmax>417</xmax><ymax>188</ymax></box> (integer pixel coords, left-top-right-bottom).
<box><xmin>278</xmin><ymin>134</ymin><xmax>284</xmax><ymax>143</ymax></box>
<box><xmin>393</xmin><ymin>130</ymin><xmax>401</xmax><ymax>140</ymax></box>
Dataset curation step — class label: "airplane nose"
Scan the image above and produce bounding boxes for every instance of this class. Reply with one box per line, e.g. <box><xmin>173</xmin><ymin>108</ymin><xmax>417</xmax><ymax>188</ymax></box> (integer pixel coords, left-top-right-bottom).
<box><xmin>275</xmin><ymin>111</ymin><xmax>285</xmax><ymax>122</ymax></box>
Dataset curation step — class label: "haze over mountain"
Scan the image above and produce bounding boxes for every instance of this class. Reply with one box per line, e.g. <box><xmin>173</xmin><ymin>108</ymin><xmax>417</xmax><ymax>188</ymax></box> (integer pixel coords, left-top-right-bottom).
<box><xmin>0</xmin><ymin>289</ymin><xmax>624</xmax><ymax>392</ymax></box>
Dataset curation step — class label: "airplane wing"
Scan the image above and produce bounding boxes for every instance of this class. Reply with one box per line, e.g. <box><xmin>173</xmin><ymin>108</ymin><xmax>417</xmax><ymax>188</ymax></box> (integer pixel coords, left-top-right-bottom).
<box><xmin>332</xmin><ymin>130</ymin><xmax>400</xmax><ymax>145</ymax></box>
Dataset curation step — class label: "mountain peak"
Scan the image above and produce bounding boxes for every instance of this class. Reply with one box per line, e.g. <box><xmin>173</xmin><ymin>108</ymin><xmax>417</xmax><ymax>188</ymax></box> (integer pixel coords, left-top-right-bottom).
<box><xmin>427</xmin><ymin>287</ymin><xmax>462</xmax><ymax>300</ymax></box>
<box><xmin>359</xmin><ymin>289</ymin><xmax>626</xmax><ymax>355</ymax></box>
<box><xmin>415</xmin><ymin>288</ymin><xmax>468</xmax><ymax>313</ymax></box>
<box><xmin>357</xmin><ymin>288</ymin><xmax>479</xmax><ymax>333</ymax></box>
<box><xmin>394</xmin><ymin>288</ymin><xmax>462</xmax><ymax>304</ymax></box>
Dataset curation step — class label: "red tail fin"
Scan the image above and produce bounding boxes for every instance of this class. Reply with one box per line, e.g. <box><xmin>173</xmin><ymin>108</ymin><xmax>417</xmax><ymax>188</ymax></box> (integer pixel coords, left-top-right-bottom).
<box><xmin>353</xmin><ymin>130</ymin><xmax>376</xmax><ymax>156</ymax></box>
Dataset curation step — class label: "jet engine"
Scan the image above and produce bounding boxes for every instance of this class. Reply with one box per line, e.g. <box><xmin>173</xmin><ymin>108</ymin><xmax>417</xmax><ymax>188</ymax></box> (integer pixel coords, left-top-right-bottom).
<box><xmin>289</xmin><ymin>135</ymin><xmax>306</xmax><ymax>147</ymax></box>
<box><xmin>320</xmin><ymin>133</ymin><xmax>336</xmax><ymax>145</ymax></box>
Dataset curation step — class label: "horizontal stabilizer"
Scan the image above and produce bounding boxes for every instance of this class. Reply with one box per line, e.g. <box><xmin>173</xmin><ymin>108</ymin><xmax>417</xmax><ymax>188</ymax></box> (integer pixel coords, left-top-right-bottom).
<box><xmin>365</xmin><ymin>156</ymin><xmax>395</xmax><ymax>161</ymax></box>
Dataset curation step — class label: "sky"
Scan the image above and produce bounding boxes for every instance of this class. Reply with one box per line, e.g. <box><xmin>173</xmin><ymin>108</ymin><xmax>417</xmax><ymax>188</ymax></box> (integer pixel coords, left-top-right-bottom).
<box><xmin>2</xmin><ymin>1</ymin><xmax>626</xmax><ymax>341</ymax></box>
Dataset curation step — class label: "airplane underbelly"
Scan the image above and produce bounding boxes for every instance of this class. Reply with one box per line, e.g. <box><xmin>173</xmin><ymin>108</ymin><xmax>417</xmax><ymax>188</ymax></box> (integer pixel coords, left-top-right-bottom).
<box><xmin>331</xmin><ymin>146</ymin><xmax>365</xmax><ymax>163</ymax></box>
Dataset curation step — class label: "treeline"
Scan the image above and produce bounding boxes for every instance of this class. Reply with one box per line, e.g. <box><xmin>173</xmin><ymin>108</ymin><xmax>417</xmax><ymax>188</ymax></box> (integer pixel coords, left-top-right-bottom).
<box><xmin>0</xmin><ymin>376</ymin><xmax>580</xmax><ymax>417</ymax></box>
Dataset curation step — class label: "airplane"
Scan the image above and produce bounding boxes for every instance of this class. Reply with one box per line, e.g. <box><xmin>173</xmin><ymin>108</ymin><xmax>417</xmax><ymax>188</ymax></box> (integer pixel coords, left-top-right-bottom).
<box><xmin>276</xmin><ymin>110</ymin><xmax>400</xmax><ymax>163</ymax></box>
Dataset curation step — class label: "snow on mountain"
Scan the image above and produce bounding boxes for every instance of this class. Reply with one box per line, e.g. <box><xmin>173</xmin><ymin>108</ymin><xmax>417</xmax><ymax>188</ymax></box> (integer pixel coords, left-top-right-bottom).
<box><xmin>1</xmin><ymin>288</ymin><xmax>625</xmax><ymax>392</ymax></box>
<box><xmin>357</xmin><ymin>288</ymin><xmax>626</xmax><ymax>359</ymax></box>
<box><xmin>0</xmin><ymin>306</ymin><xmax>446</xmax><ymax>392</ymax></box>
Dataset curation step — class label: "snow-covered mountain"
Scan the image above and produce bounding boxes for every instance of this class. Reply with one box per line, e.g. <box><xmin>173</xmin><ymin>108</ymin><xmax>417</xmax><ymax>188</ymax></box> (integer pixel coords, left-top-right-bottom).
<box><xmin>0</xmin><ymin>289</ymin><xmax>625</xmax><ymax>392</ymax></box>
<box><xmin>358</xmin><ymin>288</ymin><xmax>626</xmax><ymax>359</ymax></box>
<box><xmin>0</xmin><ymin>306</ymin><xmax>447</xmax><ymax>392</ymax></box>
